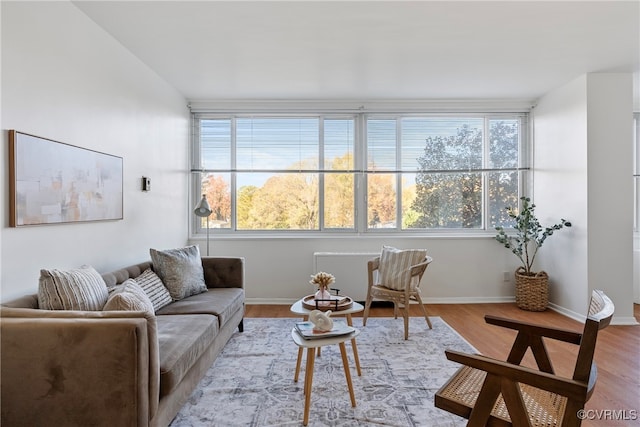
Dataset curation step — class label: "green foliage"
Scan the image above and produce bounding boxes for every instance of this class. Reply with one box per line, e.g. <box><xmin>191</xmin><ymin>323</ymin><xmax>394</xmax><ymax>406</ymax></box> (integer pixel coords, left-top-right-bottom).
<box><xmin>494</xmin><ymin>197</ymin><xmax>572</xmax><ymax>275</ymax></box>
<box><xmin>408</xmin><ymin>121</ymin><xmax>519</xmax><ymax>229</ymax></box>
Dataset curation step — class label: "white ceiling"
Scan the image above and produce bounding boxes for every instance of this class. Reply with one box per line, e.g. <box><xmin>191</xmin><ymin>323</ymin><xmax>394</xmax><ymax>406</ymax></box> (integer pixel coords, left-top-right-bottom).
<box><xmin>73</xmin><ymin>1</ymin><xmax>639</xmax><ymax>102</ymax></box>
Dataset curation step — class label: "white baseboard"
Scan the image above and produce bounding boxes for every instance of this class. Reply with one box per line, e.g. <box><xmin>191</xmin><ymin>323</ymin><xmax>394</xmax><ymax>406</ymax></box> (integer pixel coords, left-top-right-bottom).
<box><xmin>245</xmin><ymin>296</ymin><xmax>516</xmax><ymax>305</ymax></box>
<box><xmin>547</xmin><ymin>303</ymin><xmax>638</xmax><ymax>325</ymax></box>
<box><xmin>422</xmin><ymin>296</ymin><xmax>515</xmax><ymax>304</ymax></box>
<box><xmin>609</xmin><ymin>316</ymin><xmax>640</xmax><ymax>326</ymax></box>
<box><xmin>547</xmin><ymin>302</ymin><xmax>585</xmax><ymax>322</ymax></box>
<box><xmin>246</xmin><ymin>298</ymin><xmax>300</xmax><ymax>305</ymax></box>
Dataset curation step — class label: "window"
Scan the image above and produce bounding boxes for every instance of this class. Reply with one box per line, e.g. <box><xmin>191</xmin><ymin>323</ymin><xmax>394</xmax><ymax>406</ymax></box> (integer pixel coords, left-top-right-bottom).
<box><xmin>193</xmin><ymin>115</ymin><xmax>356</xmax><ymax>231</ymax></box>
<box><xmin>365</xmin><ymin>116</ymin><xmax>523</xmax><ymax>230</ymax></box>
<box><xmin>192</xmin><ymin>110</ymin><xmax>528</xmax><ymax>234</ymax></box>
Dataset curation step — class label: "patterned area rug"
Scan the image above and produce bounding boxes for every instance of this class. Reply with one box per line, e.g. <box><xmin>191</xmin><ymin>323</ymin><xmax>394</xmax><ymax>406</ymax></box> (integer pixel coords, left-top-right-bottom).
<box><xmin>170</xmin><ymin>317</ymin><xmax>474</xmax><ymax>427</ymax></box>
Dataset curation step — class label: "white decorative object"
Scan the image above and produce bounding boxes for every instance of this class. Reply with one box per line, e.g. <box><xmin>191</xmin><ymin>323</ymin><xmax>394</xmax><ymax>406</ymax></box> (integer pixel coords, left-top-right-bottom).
<box><xmin>309</xmin><ymin>309</ymin><xmax>333</xmax><ymax>331</ymax></box>
<box><xmin>314</xmin><ymin>288</ymin><xmax>332</xmax><ymax>306</ymax></box>
<box><xmin>310</xmin><ymin>271</ymin><xmax>336</xmax><ymax>306</ymax></box>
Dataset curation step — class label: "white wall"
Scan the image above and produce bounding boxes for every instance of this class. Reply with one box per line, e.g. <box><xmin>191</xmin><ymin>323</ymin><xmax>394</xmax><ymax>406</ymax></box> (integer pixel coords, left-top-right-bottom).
<box><xmin>533</xmin><ymin>76</ymin><xmax>590</xmax><ymax>315</ymax></box>
<box><xmin>189</xmin><ymin>235</ymin><xmax>520</xmax><ymax>304</ymax></box>
<box><xmin>534</xmin><ymin>73</ymin><xmax>636</xmax><ymax>324</ymax></box>
<box><xmin>1</xmin><ymin>2</ymin><xmax>189</xmax><ymax>302</ymax></box>
<box><xmin>586</xmin><ymin>74</ymin><xmax>635</xmax><ymax>322</ymax></box>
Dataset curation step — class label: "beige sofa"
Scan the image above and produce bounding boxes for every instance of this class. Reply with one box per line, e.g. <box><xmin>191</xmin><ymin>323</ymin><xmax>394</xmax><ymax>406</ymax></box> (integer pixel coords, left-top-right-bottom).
<box><xmin>0</xmin><ymin>256</ymin><xmax>245</xmax><ymax>427</ymax></box>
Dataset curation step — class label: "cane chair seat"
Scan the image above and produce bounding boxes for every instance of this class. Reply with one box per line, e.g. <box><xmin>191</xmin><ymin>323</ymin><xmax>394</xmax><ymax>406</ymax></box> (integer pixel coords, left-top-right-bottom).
<box><xmin>438</xmin><ymin>365</ymin><xmax>568</xmax><ymax>426</ymax></box>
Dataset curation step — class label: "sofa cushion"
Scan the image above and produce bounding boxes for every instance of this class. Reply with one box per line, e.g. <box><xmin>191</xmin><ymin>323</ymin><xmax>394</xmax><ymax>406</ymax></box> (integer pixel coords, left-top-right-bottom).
<box><xmin>104</xmin><ymin>279</ymin><xmax>155</xmax><ymax>315</ymax></box>
<box><xmin>38</xmin><ymin>265</ymin><xmax>109</xmax><ymax>311</ymax></box>
<box><xmin>150</xmin><ymin>246</ymin><xmax>207</xmax><ymax>301</ymax></box>
<box><xmin>155</xmin><ymin>288</ymin><xmax>245</xmax><ymax>327</ymax></box>
<box><xmin>135</xmin><ymin>269</ymin><xmax>172</xmax><ymax>312</ymax></box>
<box><xmin>156</xmin><ymin>314</ymin><xmax>218</xmax><ymax>397</ymax></box>
<box><xmin>378</xmin><ymin>246</ymin><xmax>428</xmax><ymax>291</ymax></box>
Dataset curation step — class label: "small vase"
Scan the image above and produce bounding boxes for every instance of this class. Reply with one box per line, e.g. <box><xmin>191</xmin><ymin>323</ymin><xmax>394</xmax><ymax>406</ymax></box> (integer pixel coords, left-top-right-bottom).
<box><xmin>314</xmin><ymin>287</ymin><xmax>332</xmax><ymax>306</ymax></box>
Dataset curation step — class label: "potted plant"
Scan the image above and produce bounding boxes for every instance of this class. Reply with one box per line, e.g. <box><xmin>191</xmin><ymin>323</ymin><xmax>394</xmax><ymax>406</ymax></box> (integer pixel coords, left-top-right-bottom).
<box><xmin>495</xmin><ymin>196</ymin><xmax>571</xmax><ymax>311</ymax></box>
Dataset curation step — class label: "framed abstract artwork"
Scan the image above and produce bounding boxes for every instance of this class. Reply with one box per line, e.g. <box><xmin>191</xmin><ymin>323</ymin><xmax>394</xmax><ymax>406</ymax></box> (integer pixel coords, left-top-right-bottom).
<box><xmin>8</xmin><ymin>130</ymin><xmax>123</xmax><ymax>226</ymax></box>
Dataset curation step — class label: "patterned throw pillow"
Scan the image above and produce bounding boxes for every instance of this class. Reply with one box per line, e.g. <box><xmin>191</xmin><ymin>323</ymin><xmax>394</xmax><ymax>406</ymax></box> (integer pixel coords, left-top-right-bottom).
<box><xmin>135</xmin><ymin>268</ymin><xmax>172</xmax><ymax>312</ymax></box>
<box><xmin>150</xmin><ymin>245</ymin><xmax>207</xmax><ymax>301</ymax></box>
<box><xmin>378</xmin><ymin>246</ymin><xmax>428</xmax><ymax>291</ymax></box>
<box><xmin>103</xmin><ymin>279</ymin><xmax>155</xmax><ymax>315</ymax></box>
<box><xmin>38</xmin><ymin>265</ymin><xmax>109</xmax><ymax>311</ymax></box>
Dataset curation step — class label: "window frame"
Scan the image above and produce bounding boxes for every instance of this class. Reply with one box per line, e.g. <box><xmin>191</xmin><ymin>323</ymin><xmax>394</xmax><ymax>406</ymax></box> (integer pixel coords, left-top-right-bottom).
<box><xmin>191</xmin><ymin>108</ymin><xmax>530</xmax><ymax>236</ymax></box>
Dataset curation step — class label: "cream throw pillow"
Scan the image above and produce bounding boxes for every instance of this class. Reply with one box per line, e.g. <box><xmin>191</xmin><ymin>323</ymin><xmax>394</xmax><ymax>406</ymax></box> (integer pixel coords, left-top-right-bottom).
<box><xmin>150</xmin><ymin>245</ymin><xmax>207</xmax><ymax>301</ymax></box>
<box><xmin>104</xmin><ymin>279</ymin><xmax>155</xmax><ymax>315</ymax></box>
<box><xmin>135</xmin><ymin>268</ymin><xmax>173</xmax><ymax>312</ymax></box>
<box><xmin>378</xmin><ymin>246</ymin><xmax>428</xmax><ymax>291</ymax></box>
<box><xmin>38</xmin><ymin>265</ymin><xmax>109</xmax><ymax>311</ymax></box>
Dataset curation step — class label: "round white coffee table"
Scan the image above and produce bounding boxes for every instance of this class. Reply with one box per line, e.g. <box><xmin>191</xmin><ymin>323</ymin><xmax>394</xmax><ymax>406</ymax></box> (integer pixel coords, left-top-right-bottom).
<box><xmin>290</xmin><ymin>298</ymin><xmax>364</xmax><ymax>378</ymax></box>
<box><xmin>291</xmin><ymin>328</ymin><xmax>360</xmax><ymax>426</ymax></box>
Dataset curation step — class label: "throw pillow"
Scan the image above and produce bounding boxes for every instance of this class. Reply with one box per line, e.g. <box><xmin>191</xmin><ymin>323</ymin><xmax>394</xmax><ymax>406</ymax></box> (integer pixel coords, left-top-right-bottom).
<box><xmin>103</xmin><ymin>279</ymin><xmax>155</xmax><ymax>315</ymax></box>
<box><xmin>378</xmin><ymin>246</ymin><xmax>428</xmax><ymax>291</ymax></box>
<box><xmin>38</xmin><ymin>265</ymin><xmax>109</xmax><ymax>311</ymax></box>
<box><xmin>150</xmin><ymin>245</ymin><xmax>207</xmax><ymax>301</ymax></box>
<box><xmin>135</xmin><ymin>268</ymin><xmax>173</xmax><ymax>312</ymax></box>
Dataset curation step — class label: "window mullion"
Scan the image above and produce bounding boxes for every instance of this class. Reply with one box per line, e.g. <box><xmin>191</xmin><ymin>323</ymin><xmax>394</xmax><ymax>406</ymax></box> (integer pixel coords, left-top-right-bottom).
<box><xmin>521</xmin><ymin>114</ymin><xmax>530</xmax><ymax>199</ymax></box>
<box><xmin>482</xmin><ymin>117</ymin><xmax>490</xmax><ymax>231</ymax></box>
<box><xmin>230</xmin><ymin>118</ymin><xmax>237</xmax><ymax>231</ymax></box>
<box><xmin>396</xmin><ymin>117</ymin><xmax>402</xmax><ymax>230</ymax></box>
<box><xmin>355</xmin><ymin>114</ymin><xmax>367</xmax><ymax>233</ymax></box>
<box><xmin>319</xmin><ymin>117</ymin><xmax>325</xmax><ymax>231</ymax></box>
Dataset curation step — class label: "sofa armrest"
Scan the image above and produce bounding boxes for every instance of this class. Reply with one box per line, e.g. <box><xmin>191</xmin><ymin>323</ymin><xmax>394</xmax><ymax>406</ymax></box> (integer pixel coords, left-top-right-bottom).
<box><xmin>1</xmin><ymin>309</ymin><xmax>159</xmax><ymax>427</ymax></box>
<box><xmin>202</xmin><ymin>256</ymin><xmax>245</xmax><ymax>289</ymax></box>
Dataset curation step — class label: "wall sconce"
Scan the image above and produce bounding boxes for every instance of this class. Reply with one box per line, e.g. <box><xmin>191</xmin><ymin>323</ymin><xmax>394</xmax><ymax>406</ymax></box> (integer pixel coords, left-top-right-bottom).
<box><xmin>142</xmin><ymin>177</ymin><xmax>151</xmax><ymax>192</ymax></box>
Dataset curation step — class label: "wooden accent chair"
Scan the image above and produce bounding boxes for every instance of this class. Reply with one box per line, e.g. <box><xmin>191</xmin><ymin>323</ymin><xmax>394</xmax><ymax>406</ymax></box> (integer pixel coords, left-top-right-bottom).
<box><xmin>435</xmin><ymin>289</ymin><xmax>614</xmax><ymax>427</ymax></box>
<box><xmin>362</xmin><ymin>253</ymin><xmax>433</xmax><ymax>340</ymax></box>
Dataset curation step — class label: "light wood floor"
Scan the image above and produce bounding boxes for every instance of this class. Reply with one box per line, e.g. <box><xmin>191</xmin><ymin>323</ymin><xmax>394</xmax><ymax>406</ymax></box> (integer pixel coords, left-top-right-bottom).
<box><xmin>246</xmin><ymin>302</ymin><xmax>640</xmax><ymax>427</ymax></box>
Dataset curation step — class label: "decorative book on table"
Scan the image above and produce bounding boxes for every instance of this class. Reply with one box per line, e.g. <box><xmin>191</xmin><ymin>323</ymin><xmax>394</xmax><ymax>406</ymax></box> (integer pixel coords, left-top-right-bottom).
<box><xmin>295</xmin><ymin>319</ymin><xmax>355</xmax><ymax>340</ymax></box>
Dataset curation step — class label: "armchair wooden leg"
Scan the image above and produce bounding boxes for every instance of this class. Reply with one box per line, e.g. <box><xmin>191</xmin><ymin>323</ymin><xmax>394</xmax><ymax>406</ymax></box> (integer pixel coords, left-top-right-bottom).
<box><xmin>362</xmin><ymin>296</ymin><xmax>371</xmax><ymax>326</ymax></box>
<box><xmin>415</xmin><ymin>293</ymin><xmax>432</xmax><ymax>329</ymax></box>
<box><xmin>403</xmin><ymin>306</ymin><xmax>410</xmax><ymax>340</ymax></box>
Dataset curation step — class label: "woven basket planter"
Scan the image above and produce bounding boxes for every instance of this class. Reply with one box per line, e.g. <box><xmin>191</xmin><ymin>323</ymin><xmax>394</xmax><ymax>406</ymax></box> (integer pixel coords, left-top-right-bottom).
<box><xmin>514</xmin><ymin>267</ymin><xmax>549</xmax><ymax>311</ymax></box>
